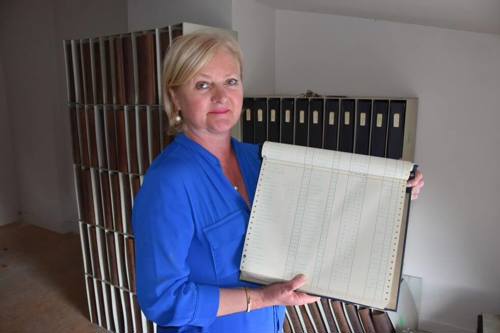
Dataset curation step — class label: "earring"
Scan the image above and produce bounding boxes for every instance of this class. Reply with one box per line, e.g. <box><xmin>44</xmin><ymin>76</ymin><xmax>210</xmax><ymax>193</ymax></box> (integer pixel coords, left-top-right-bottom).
<box><xmin>175</xmin><ymin>111</ymin><xmax>182</xmax><ymax>123</ymax></box>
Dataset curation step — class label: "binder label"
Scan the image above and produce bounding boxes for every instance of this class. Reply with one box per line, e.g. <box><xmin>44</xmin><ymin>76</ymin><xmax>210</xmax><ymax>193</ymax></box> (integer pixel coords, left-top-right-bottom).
<box><xmin>257</xmin><ymin>109</ymin><xmax>263</xmax><ymax>122</ymax></box>
<box><xmin>329</xmin><ymin>111</ymin><xmax>335</xmax><ymax>125</ymax></box>
<box><xmin>270</xmin><ymin>109</ymin><xmax>276</xmax><ymax>122</ymax></box>
<box><xmin>285</xmin><ymin>110</ymin><xmax>291</xmax><ymax>123</ymax></box>
<box><xmin>393</xmin><ymin>114</ymin><xmax>400</xmax><ymax>128</ymax></box>
<box><xmin>299</xmin><ymin>110</ymin><xmax>305</xmax><ymax>124</ymax></box>
<box><xmin>246</xmin><ymin>109</ymin><xmax>251</xmax><ymax>121</ymax></box>
<box><xmin>344</xmin><ymin>111</ymin><xmax>350</xmax><ymax>125</ymax></box>
<box><xmin>313</xmin><ymin>110</ymin><xmax>319</xmax><ymax>124</ymax></box>
<box><xmin>377</xmin><ymin>113</ymin><xmax>383</xmax><ymax>127</ymax></box>
<box><xmin>360</xmin><ymin>113</ymin><xmax>366</xmax><ymax>126</ymax></box>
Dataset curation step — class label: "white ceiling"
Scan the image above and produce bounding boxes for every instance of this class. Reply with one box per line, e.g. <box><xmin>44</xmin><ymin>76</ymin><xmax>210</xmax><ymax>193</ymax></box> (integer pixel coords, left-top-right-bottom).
<box><xmin>256</xmin><ymin>0</ymin><xmax>500</xmax><ymax>35</ymax></box>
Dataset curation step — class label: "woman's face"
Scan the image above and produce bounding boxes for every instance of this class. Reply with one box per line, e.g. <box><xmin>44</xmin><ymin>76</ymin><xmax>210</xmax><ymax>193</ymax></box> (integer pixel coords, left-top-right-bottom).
<box><xmin>170</xmin><ymin>47</ymin><xmax>243</xmax><ymax>140</ymax></box>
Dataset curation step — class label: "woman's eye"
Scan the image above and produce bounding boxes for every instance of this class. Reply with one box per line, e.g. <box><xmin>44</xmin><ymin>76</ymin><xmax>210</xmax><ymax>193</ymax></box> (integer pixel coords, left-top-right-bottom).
<box><xmin>226</xmin><ymin>78</ymin><xmax>239</xmax><ymax>86</ymax></box>
<box><xmin>195</xmin><ymin>81</ymin><xmax>209</xmax><ymax>90</ymax></box>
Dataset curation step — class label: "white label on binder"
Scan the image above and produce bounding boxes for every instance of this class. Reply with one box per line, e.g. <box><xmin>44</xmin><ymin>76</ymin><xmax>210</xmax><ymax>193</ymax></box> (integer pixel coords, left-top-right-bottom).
<box><xmin>285</xmin><ymin>110</ymin><xmax>291</xmax><ymax>123</ymax></box>
<box><xmin>360</xmin><ymin>113</ymin><xmax>366</xmax><ymax>126</ymax></box>
<box><xmin>394</xmin><ymin>114</ymin><xmax>400</xmax><ymax>128</ymax></box>
<box><xmin>377</xmin><ymin>114</ymin><xmax>383</xmax><ymax>127</ymax></box>
<box><xmin>270</xmin><ymin>109</ymin><xmax>276</xmax><ymax>122</ymax></box>
<box><xmin>257</xmin><ymin>109</ymin><xmax>263</xmax><ymax>122</ymax></box>
<box><xmin>299</xmin><ymin>110</ymin><xmax>305</xmax><ymax>124</ymax></box>
<box><xmin>246</xmin><ymin>109</ymin><xmax>251</xmax><ymax>121</ymax></box>
<box><xmin>344</xmin><ymin>112</ymin><xmax>350</xmax><ymax>125</ymax></box>
<box><xmin>329</xmin><ymin>112</ymin><xmax>335</xmax><ymax>125</ymax></box>
<box><xmin>313</xmin><ymin>111</ymin><xmax>319</xmax><ymax>124</ymax></box>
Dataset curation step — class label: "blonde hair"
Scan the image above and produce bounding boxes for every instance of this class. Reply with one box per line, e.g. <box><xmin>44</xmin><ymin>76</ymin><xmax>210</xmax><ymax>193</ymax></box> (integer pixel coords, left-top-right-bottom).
<box><xmin>162</xmin><ymin>30</ymin><xmax>243</xmax><ymax>135</ymax></box>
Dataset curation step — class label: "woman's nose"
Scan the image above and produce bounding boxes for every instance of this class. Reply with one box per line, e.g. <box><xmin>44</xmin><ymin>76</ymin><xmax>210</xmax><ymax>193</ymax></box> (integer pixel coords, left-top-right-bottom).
<box><xmin>211</xmin><ymin>85</ymin><xmax>227</xmax><ymax>103</ymax></box>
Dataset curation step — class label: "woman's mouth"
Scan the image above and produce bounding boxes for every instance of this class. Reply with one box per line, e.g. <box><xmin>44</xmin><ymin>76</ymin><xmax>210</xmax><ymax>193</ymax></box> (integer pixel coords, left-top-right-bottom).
<box><xmin>209</xmin><ymin>108</ymin><xmax>230</xmax><ymax>114</ymax></box>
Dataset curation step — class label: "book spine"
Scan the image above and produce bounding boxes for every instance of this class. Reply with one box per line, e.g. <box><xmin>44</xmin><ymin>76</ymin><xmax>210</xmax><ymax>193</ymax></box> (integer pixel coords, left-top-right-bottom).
<box><xmin>85</xmin><ymin>276</ymin><xmax>98</xmax><ymax>323</ymax></box>
<box><xmin>95</xmin><ymin>105</ymin><xmax>107</xmax><ymax>168</ymax></box>
<box><xmin>131</xmin><ymin>294</ymin><xmax>144</xmax><ymax>333</ymax></box>
<box><xmin>125</xmin><ymin>236</ymin><xmax>136</xmax><ymax>293</ymax></box>
<box><xmin>137</xmin><ymin>32</ymin><xmax>157</xmax><ymax>105</ymax></box>
<box><xmin>100</xmin><ymin>170</ymin><xmax>114</xmax><ymax>230</ymax></box>
<box><xmin>122</xmin><ymin>290</ymin><xmax>134</xmax><ymax>333</ymax></box>
<box><xmin>150</xmin><ymin>106</ymin><xmax>162</xmax><ymax>161</ymax></box>
<box><xmin>102</xmin><ymin>282</ymin><xmax>114</xmax><ymax>331</ymax></box>
<box><xmin>63</xmin><ymin>40</ymin><xmax>76</xmax><ymax>104</ymax></box>
<box><xmin>122</xmin><ymin>34</ymin><xmax>135</xmax><ymax>105</ymax></box>
<box><xmin>71</xmin><ymin>40</ymin><xmax>83</xmax><ymax>104</ymax></box>
<box><xmin>110</xmin><ymin>285</ymin><xmax>124</xmax><ymax>333</ymax></box>
<box><xmin>95</xmin><ymin>279</ymin><xmax>106</xmax><ymax>327</ymax></box>
<box><xmin>91</xmin><ymin>38</ymin><xmax>103</xmax><ymax>105</ymax></box>
<box><xmin>78</xmin><ymin>221</ymin><xmax>92</xmax><ymax>276</ymax></box>
<box><xmin>106</xmin><ymin>231</ymin><xmax>119</xmax><ymax>286</ymax></box>
<box><xmin>110</xmin><ymin>172</ymin><xmax>123</xmax><ymax>232</ymax></box>
<box><xmin>138</xmin><ymin>106</ymin><xmax>150</xmax><ymax>174</ymax></box>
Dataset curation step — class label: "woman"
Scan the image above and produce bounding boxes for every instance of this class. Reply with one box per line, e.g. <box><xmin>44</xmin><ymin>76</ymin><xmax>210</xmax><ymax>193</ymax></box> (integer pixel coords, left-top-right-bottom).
<box><xmin>132</xmin><ymin>31</ymin><xmax>320</xmax><ymax>333</ymax></box>
<box><xmin>132</xmin><ymin>30</ymin><xmax>424</xmax><ymax>333</ymax></box>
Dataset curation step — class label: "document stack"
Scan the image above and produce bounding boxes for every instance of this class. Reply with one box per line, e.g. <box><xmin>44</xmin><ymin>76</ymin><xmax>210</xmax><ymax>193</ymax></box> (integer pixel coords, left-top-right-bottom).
<box><xmin>64</xmin><ymin>22</ymin><xmax>212</xmax><ymax>333</ymax></box>
<box><xmin>241</xmin><ymin>96</ymin><xmax>417</xmax><ymax>161</ymax></box>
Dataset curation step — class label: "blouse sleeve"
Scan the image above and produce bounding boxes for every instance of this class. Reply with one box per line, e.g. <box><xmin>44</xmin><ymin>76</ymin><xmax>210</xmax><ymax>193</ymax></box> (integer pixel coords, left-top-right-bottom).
<box><xmin>132</xmin><ymin>166</ymin><xmax>220</xmax><ymax>328</ymax></box>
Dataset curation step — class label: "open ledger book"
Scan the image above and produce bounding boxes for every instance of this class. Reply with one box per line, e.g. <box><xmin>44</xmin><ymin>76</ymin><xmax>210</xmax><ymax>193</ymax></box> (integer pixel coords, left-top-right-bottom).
<box><xmin>240</xmin><ymin>142</ymin><xmax>415</xmax><ymax>310</ymax></box>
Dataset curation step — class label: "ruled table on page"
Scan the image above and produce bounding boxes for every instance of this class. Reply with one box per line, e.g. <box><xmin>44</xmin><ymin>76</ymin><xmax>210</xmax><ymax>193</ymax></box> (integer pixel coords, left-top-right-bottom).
<box><xmin>241</xmin><ymin>142</ymin><xmax>413</xmax><ymax>308</ymax></box>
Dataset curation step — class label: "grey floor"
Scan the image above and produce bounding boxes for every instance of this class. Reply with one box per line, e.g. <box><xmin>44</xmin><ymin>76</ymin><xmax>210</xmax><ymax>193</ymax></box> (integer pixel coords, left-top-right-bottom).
<box><xmin>0</xmin><ymin>222</ymin><xmax>107</xmax><ymax>333</ymax></box>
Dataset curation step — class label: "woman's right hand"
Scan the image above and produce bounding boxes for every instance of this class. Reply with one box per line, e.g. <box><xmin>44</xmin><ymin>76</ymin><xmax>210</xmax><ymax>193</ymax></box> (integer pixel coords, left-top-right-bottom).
<box><xmin>253</xmin><ymin>274</ymin><xmax>320</xmax><ymax>308</ymax></box>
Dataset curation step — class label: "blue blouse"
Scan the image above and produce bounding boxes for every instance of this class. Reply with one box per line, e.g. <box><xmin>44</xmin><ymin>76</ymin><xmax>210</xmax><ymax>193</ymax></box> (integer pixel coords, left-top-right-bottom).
<box><xmin>132</xmin><ymin>134</ymin><xmax>285</xmax><ymax>333</ymax></box>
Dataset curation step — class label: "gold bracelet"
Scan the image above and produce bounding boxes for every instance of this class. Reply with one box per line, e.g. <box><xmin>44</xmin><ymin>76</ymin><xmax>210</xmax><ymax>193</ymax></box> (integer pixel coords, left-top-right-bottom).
<box><xmin>243</xmin><ymin>287</ymin><xmax>252</xmax><ymax>313</ymax></box>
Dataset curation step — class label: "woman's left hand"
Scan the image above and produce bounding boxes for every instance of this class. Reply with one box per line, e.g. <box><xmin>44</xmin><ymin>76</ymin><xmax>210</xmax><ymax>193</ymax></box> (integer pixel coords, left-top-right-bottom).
<box><xmin>407</xmin><ymin>170</ymin><xmax>424</xmax><ymax>200</ymax></box>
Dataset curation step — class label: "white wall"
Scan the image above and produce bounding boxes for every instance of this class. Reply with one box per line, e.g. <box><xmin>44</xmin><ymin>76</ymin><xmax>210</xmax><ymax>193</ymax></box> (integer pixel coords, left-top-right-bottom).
<box><xmin>0</xmin><ymin>57</ymin><xmax>20</xmax><ymax>225</ymax></box>
<box><xmin>127</xmin><ymin>0</ymin><xmax>232</xmax><ymax>32</ymax></box>
<box><xmin>232</xmin><ymin>0</ymin><xmax>276</xmax><ymax>95</ymax></box>
<box><xmin>275</xmin><ymin>9</ymin><xmax>500</xmax><ymax>332</ymax></box>
<box><xmin>0</xmin><ymin>0</ymin><xmax>127</xmax><ymax>233</ymax></box>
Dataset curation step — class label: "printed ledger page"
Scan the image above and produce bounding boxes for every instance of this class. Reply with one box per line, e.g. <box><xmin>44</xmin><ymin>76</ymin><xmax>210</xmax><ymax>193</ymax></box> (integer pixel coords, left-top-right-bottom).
<box><xmin>240</xmin><ymin>142</ymin><xmax>414</xmax><ymax>309</ymax></box>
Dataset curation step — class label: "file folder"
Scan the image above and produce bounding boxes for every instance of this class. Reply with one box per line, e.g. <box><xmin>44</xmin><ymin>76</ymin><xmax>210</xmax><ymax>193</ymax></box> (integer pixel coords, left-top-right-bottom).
<box><xmin>241</xmin><ymin>97</ymin><xmax>254</xmax><ymax>143</ymax></box>
<box><xmin>355</xmin><ymin>99</ymin><xmax>372</xmax><ymax>155</ymax></box>
<box><xmin>281</xmin><ymin>98</ymin><xmax>295</xmax><ymax>144</ymax></box>
<box><xmin>267</xmin><ymin>98</ymin><xmax>281</xmax><ymax>142</ymax></box>
<box><xmin>370</xmin><ymin>100</ymin><xmax>389</xmax><ymax>157</ymax></box>
<box><xmin>308</xmin><ymin>98</ymin><xmax>324</xmax><ymax>148</ymax></box>
<box><xmin>387</xmin><ymin>100</ymin><xmax>406</xmax><ymax>159</ymax></box>
<box><xmin>324</xmin><ymin>98</ymin><xmax>339</xmax><ymax>151</ymax></box>
<box><xmin>253</xmin><ymin>98</ymin><xmax>268</xmax><ymax>144</ymax></box>
<box><xmin>295</xmin><ymin>98</ymin><xmax>309</xmax><ymax>146</ymax></box>
<box><xmin>339</xmin><ymin>99</ymin><xmax>355</xmax><ymax>152</ymax></box>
